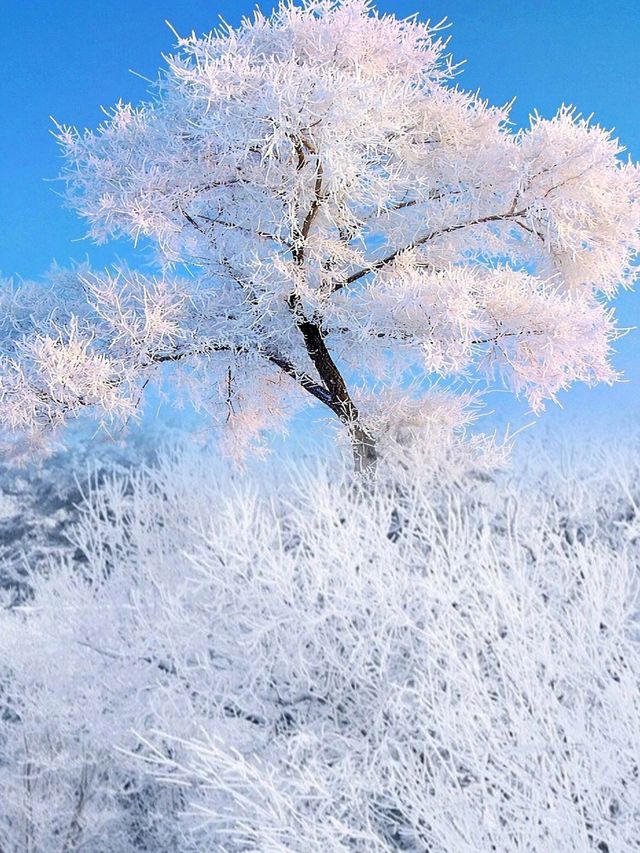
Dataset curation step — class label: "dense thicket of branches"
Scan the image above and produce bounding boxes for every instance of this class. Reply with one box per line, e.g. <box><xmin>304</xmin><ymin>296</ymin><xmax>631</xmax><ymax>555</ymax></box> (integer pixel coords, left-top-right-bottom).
<box><xmin>1</xmin><ymin>438</ymin><xmax>639</xmax><ymax>851</ymax></box>
<box><xmin>1</xmin><ymin>0</ymin><xmax>638</xmax><ymax>466</ymax></box>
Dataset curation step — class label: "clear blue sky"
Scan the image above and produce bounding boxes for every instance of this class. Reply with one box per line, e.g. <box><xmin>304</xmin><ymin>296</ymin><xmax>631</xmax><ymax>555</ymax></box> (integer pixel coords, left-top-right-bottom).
<box><xmin>1</xmin><ymin>0</ymin><xmax>638</xmax><ymax>431</ymax></box>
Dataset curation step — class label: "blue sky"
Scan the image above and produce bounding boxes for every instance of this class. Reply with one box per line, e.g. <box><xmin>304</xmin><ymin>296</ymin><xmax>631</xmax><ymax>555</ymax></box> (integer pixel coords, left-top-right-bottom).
<box><xmin>1</xmin><ymin>0</ymin><xmax>638</xmax><ymax>433</ymax></box>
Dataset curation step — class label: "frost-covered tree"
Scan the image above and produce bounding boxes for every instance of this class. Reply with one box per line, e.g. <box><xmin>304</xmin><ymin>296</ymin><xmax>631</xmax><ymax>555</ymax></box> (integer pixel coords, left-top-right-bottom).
<box><xmin>1</xmin><ymin>439</ymin><xmax>640</xmax><ymax>851</ymax></box>
<box><xmin>2</xmin><ymin>0</ymin><xmax>639</xmax><ymax>469</ymax></box>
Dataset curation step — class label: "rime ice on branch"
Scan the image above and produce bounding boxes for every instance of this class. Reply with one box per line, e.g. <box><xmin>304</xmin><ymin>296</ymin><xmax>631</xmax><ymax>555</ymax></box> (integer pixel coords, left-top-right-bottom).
<box><xmin>1</xmin><ymin>0</ymin><xmax>639</xmax><ymax>468</ymax></box>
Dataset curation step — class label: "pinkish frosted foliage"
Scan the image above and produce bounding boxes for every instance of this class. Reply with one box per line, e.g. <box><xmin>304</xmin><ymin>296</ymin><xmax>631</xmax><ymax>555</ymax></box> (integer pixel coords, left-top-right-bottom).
<box><xmin>1</xmin><ymin>0</ymin><xmax>639</xmax><ymax>460</ymax></box>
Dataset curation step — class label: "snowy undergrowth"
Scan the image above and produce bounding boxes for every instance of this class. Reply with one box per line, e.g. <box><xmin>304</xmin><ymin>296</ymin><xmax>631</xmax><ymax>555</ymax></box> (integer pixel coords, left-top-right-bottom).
<box><xmin>0</xmin><ymin>439</ymin><xmax>639</xmax><ymax>852</ymax></box>
<box><xmin>0</xmin><ymin>433</ymin><xmax>155</xmax><ymax>601</ymax></box>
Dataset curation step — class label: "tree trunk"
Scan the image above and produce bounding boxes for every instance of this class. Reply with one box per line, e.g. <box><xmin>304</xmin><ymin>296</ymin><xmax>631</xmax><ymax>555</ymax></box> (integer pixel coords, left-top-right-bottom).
<box><xmin>350</xmin><ymin>423</ymin><xmax>377</xmax><ymax>476</ymax></box>
<box><xmin>291</xmin><ymin>317</ymin><xmax>376</xmax><ymax>475</ymax></box>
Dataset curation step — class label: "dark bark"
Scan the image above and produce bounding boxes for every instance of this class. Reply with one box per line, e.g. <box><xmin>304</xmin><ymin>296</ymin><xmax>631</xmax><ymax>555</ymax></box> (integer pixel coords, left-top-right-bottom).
<box><xmin>295</xmin><ymin>316</ymin><xmax>377</xmax><ymax>474</ymax></box>
<box><xmin>288</xmin><ymin>139</ymin><xmax>378</xmax><ymax>474</ymax></box>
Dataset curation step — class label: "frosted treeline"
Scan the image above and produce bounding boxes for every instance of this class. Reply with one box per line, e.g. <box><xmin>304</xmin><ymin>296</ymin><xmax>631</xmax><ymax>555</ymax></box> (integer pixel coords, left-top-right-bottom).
<box><xmin>1</xmin><ymin>437</ymin><xmax>638</xmax><ymax>851</ymax></box>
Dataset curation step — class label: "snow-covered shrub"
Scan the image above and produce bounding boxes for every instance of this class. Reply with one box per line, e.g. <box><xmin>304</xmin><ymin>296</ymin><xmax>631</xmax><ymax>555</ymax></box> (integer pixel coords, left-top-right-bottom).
<box><xmin>0</xmin><ymin>440</ymin><xmax>639</xmax><ymax>851</ymax></box>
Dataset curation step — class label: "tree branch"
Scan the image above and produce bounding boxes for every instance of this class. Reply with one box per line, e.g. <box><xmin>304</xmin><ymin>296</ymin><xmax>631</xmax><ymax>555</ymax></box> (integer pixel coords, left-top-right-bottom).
<box><xmin>26</xmin><ymin>340</ymin><xmax>336</xmax><ymax>428</ymax></box>
<box><xmin>332</xmin><ymin>208</ymin><xmax>529</xmax><ymax>293</ymax></box>
<box><xmin>329</xmin><ymin>326</ymin><xmax>544</xmax><ymax>347</ymax></box>
<box><xmin>195</xmin><ymin>214</ymin><xmax>292</xmax><ymax>248</ymax></box>
<box><xmin>148</xmin><ymin>344</ymin><xmax>336</xmax><ymax>410</ymax></box>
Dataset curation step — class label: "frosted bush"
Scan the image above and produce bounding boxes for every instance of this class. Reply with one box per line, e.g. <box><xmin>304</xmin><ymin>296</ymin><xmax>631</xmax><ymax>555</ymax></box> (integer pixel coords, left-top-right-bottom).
<box><xmin>0</xmin><ymin>441</ymin><xmax>639</xmax><ymax>851</ymax></box>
